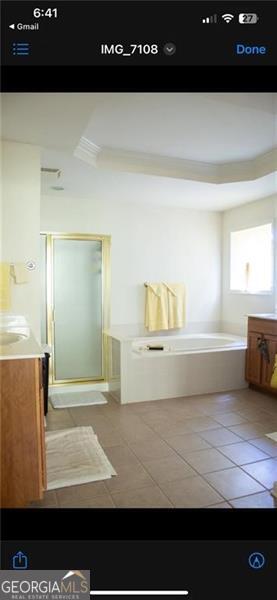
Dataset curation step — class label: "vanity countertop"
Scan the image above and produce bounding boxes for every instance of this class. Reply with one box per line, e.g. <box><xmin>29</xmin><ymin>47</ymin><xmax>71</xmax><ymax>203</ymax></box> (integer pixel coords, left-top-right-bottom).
<box><xmin>247</xmin><ymin>313</ymin><xmax>277</xmax><ymax>321</ymax></box>
<box><xmin>0</xmin><ymin>331</ymin><xmax>44</xmax><ymax>361</ymax></box>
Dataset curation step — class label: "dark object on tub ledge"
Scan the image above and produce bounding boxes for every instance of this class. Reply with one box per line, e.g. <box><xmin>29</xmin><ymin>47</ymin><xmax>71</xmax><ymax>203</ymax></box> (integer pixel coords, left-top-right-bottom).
<box><xmin>147</xmin><ymin>345</ymin><xmax>164</xmax><ymax>351</ymax></box>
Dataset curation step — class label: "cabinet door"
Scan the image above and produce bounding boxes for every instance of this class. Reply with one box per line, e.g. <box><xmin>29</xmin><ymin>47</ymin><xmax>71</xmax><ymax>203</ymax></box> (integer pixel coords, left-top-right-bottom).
<box><xmin>36</xmin><ymin>359</ymin><xmax>47</xmax><ymax>491</ymax></box>
<box><xmin>1</xmin><ymin>359</ymin><xmax>44</xmax><ymax>507</ymax></box>
<box><xmin>261</xmin><ymin>335</ymin><xmax>277</xmax><ymax>389</ymax></box>
<box><xmin>245</xmin><ymin>333</ymin><xmax>262</xmax><ymax>385</ymax></box>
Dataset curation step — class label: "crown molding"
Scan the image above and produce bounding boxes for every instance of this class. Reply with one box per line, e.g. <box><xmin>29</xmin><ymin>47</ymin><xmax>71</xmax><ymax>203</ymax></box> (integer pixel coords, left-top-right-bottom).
<box><xmin>74</xmin><ymin>136</ymin><xmax>101</xmax><ymax>166</ymax></box>
<box><xmin>75</xmin><ymin>137</ymin><xmax>277</xmax><ymax>184</ymax></box>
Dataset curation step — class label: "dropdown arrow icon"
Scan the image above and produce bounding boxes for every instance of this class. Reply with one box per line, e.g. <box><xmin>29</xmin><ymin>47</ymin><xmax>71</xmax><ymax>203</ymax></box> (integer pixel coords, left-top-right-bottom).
<box><xmin>163</xmin><ymin>42</ymin><xmax>176</xmax><ymax>56</ymax></box>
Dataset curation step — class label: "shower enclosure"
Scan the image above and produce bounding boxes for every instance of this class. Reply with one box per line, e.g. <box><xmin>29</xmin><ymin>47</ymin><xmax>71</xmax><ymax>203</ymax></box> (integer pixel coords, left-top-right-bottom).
<box><xmin>40</xmin><ymin>233</ymin><xmax>111</xmax><ymax>384</ymax></box>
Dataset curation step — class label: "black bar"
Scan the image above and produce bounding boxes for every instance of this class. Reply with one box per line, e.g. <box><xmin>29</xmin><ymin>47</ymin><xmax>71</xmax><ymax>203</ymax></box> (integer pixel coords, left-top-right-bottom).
<box><xmin>1</xmin><ymin>1</ymin><xmax>277</xmax><ymax>67</ymax></box>
<box><xmin>1</xmin><ymin>507</ymin><xmax>276</xmax><ymax>541</ymax></box>
<box><xmin>2</xmin><ymin>65</ymin><xmax>277</xmax><ymax>92</ymax></box>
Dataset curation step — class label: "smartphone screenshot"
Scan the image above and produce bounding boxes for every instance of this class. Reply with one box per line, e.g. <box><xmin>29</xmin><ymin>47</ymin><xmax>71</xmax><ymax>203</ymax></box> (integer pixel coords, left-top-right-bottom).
<box><xmin>0</xmin><ymin>1</ymin><xmax>277</xmax><ymax>598</ymax></box>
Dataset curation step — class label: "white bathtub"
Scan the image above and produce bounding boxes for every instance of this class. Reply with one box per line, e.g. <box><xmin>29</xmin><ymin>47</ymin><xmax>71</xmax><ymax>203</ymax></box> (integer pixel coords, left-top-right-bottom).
<box><xmin>108</xmin><ymin>332</ymin><xmax>247</xmax><ymax>404</ymax></box>
<box><xmin>132</xmin><ymin>333</ymin><xmax>246</xmax><ymax>355</ymax></box>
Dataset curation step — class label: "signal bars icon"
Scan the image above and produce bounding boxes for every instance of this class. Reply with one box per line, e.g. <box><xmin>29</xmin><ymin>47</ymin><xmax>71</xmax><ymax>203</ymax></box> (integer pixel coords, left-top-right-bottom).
<box><xmin>202</xmin><ymin>14</ymin><xmax>217</xmax><ymax>24</ymax></box>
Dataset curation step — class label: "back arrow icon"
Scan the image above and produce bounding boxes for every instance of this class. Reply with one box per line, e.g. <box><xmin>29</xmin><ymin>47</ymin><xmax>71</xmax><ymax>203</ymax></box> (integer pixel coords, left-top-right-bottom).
<box><xmin>9</xmin><ymin>24</ymin><xmax>15</xmax><ymax>29</ymax></box>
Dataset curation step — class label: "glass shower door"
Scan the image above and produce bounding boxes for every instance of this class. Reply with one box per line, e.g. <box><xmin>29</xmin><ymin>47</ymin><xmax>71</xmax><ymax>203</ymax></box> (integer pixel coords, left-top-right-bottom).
<box><xmin>52</xmin><ymin>237</ymin><xmax>103</xmax><ymax>382</ymax></box>
<box><xmin>40</xmin><ymin>234</ymin><xmax>47</xmax><ymax>345</ymax></box>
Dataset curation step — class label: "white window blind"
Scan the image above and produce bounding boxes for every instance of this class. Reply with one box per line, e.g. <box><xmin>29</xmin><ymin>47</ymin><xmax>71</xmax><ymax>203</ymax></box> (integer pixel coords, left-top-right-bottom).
<box><xmin>230</xmin><ymin>223</ymin><xmax>273</xmax><ymax>293</ymax></box>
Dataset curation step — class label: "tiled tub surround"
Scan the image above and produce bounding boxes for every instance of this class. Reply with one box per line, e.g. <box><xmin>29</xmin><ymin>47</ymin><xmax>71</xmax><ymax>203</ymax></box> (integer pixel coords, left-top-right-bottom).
<box><xmin>35</xmin><ymin>388</ymin><xmax>277</xmax><ymax>508</ymax></box>
<box><xmin>108</xmin><ymin>333</ymin><xmax>247</xmax><ymax>404</ymax></box>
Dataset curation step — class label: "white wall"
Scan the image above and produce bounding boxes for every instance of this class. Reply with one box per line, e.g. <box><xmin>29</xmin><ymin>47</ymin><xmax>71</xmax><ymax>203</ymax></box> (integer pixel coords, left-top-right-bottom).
<box><xmin>41</xmin><ymin>195</ymin><xmax>222</xmax><ymax>336</ymax></box>
<box><xmin>2</xmin><ymin>141</ymin><xmax>41</xmax><ymax>339</ymax></box>
<box><xmin>222</xmin><ymin>195</ymin><xmax>277</xmax><ymax>336</ymax></box>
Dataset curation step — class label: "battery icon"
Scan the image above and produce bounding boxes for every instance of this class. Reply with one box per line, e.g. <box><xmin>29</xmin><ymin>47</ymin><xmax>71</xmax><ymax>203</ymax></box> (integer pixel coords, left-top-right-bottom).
<box><xmin>239</xmin><ymin>13</ymin><xmax>259</xmax><ymax>24</ymax></box>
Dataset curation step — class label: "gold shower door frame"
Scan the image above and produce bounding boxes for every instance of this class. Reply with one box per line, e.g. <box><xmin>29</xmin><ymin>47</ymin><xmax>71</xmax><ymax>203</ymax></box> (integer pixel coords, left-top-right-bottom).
<box><xmin>42</xmin><ymin>232</ymin><xmax>111</xmax><ymax>386</ymax></box>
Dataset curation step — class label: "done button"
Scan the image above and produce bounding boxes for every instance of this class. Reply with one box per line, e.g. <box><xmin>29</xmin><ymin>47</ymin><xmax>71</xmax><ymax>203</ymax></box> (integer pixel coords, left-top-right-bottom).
<box><xmin>236</xmin><ymin>43</ymin><xmax>267</xmax><ymax>55</ymax></box>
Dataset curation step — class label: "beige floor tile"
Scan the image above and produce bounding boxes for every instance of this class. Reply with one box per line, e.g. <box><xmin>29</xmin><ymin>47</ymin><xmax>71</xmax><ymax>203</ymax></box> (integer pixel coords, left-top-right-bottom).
<box><xmin>160</xmin><ymin>476</ymin><xmax>224</xmax><ymax>507</ymax></box>
<box><xmin>234</xmin><ymin>389</ymin><xmax>265</xmax><ymax>402</ymax></box>
<box><xmin>119</xmin><ymin>422</ymin><xmax>159</xmax><ymax>444</ymax></box>
<box><xmin>129</xmin><ymin>438</ymin><xmax>176</xmax><ymax>461</ymax></box>
<box><xmin>208</xmin><ymin>502</ymin><xmax>232</xmax><ymax>508</ymax></box>
<box><xmin>96</xmin><ymin>429</ymin><xmax>125</xmax><ymax>448</ymax></box>
<box><xmin>105</xmin><ymin>462</ymin><xmax>154</xmax><ymax>493</ymax></box>
<box><xmin>47</xmin><ymin>406</ymin><xmax>72</xmax><ymax>419</ymax></box>
<box><xmin>139</xmin><ymin>406</ymin><xmax>192</xmax><ymax>435</ymax></box>
<box><xmin>105</xmin><ymin>412</ymin><xmax>144</xmax><ymax>428</ymax></box>
<box><xmin>208</xmin><ymin>392</ymin><xmax>239</xmax><ymax>402</ymax></box>
<box><xmin>30</xmin><ymin>491</ymin><xmax>58</xmax><ymax>508</ymax></box>
<box><xmin>105</xmin><ymin>444</ymin><xmax>140</xmax><ymax>468</ymax></box>
<box><xmin>112</xmin><ymin>485</ymin><xmax>173</xmax><ymax>508</ymax></box>
<box><xmin>229</xmin><ymin>423</ymin><xmax>274</xmax><ymax>440</ymax></box>
<box><xmin>249</xmin><ymin>437</ymin><xmax>277</xmax><ymax>457</ymax></box>
<box><xmin>218</xmin><ymin>442</ymin><xmax>269</xmax><ymax>466</ymax></box>
<box><xmin>46</xmin><ymin>409</ymin><xmax>75</xmax><ymax>430</ymax></box>
<box><xmin>142</xmin><ymin>454</ymin><xmax>196</xmax><ymax>484</ymax></box>
<box><xmin>200</xmin><ymin>428</ymin><xmax>243</xmax><ymax>447</ymax></box>
<box><xmin>68</xmin><ymin>405</ymin><xmax>107</xmax><ymax>418</ymax></box>
<box><xmin>56</xmin><ymin>481</ymin><xmax>107</xmax><ymax>506</ymax></box>
<box><xmin>60</xmin><ymin>493</ymin><xmax>115</xmax><ymax>508</ymax></box>
<box><xmin>185</xmin><ymin>416</ymin><xmax>221</xmax><ymax>433</ymax></box>
<box><xmin>139</xmin><ymin>408</ymin><xmax>173</xmax><ymax>426</ymax></box>
<box><xmin>263</xmin><ymin>403</ymin><xmax>277</xmax><ymax>416</ymax></box>
<box><xmin>44</xmin><ymin>388</ymin><xmax>277</xmax><ymax>509</ymax></box>
<box><xmin>128</xmin><ymin>399</ymin><xmax>167</xmax><ymax>414</ymax></box>
<box><xmin>46</xmin><ymin>421</ymin><xmax>75</xmax><ymax>431</ymax></box>
<box><xmin>213</xmin><ymin>413</ymin><xmax>248</xmax><ymax>427</ymax></box>
<box><xmin>201</xmin><ymin>401</ymin><xmax>243</xmax><ymax>416</ymax></box>
<box><xmin>166</xmin><ymin>433</ymin><xmax>211</xmax><ymax>455</ymax></box>
<box><xmin>241</xmin><ymin>459</ymin><xmax>277</xmax><ymax>489</ymax></box>
<box><xmin>151</xmin><ymin>419</ymin><xmax>193</xmax><ymax>437</ymax></box>
<box><xmin>70</xmin><ymin>412</ymin><xmax>115</xmax><ymax>433</ymax></box>
<box><xmin>236</xmin><ymin>408</ymin><xmax>273</xmax><ymax>421</ymax></box>
<box><xmin>204</xmin><ymin>467</ymin><xmax>265</xmax><ymax>500</ymax></box>
<box><xmin>168</xmin><ymin>404</ymin><xmax>206</xmax><ymax>418</ymax></box>
<box><xmin>183</xmin><ymin>448</ymin><xmax>235</xmax><ymax>474</ymax></box>
<box><xmin>230</xmin><ymin>491</ymin><xmax>277</xmax><ymax>509</ymax></box>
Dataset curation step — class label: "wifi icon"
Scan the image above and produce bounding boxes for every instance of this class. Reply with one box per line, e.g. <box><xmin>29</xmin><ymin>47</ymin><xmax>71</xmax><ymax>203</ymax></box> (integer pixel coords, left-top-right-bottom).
<box><xmin>222</xmin><ymin>13</ymin><xmax>235</xmax><ymax>23</ymax></box>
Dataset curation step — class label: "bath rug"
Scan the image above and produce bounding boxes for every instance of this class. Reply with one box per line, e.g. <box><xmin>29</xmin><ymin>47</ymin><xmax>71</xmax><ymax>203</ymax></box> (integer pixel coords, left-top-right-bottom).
<box><xmin>266</xmin><ymin>431</ymin><xmax>277</xmax><ymax>442</ymax></box>
<box><xmin>46</xmin><ymin>426</ymin><xmax>116</xmax><ymax>490</ymax></box>
<box><xmin>50</xmin><ymin>391</ymin><xmax>107</xmax><ymax>409</ymax></box>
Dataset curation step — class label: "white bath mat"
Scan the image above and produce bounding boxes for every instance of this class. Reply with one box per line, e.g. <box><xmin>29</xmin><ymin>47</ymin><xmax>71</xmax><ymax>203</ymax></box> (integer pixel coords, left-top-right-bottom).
<box><xmin>50</xmin><ymin>391</ymin><xmax>107</xmax><ymax>409</ymax></box>
<box><xmin>46</xmin><ymin>426</ymin><xmax>116</xmax><ymax>490</ymax></box>
<box><xmin>266</xmin><ymin>432</ymin><xmax>277</xmax><ymax>442</ymax></box>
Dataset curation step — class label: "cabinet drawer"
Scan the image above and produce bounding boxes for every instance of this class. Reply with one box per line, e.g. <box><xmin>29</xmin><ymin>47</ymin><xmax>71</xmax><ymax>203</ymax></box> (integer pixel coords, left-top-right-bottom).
<box><xmin>248</xmin><ymin>318</ymin><xmax>277</xmax><ymax>336</ymax></box>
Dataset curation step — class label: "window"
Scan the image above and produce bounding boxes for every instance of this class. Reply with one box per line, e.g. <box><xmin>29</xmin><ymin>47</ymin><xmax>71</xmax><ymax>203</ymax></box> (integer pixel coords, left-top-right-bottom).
<box><xmin>230</xmin><ymin>223</ymin><xmax>273</xmax><ymax>293</ymax></box>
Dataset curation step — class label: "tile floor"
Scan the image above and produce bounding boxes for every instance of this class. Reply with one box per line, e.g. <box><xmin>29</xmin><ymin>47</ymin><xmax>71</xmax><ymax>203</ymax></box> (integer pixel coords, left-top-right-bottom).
<box><xmin>32</xmin><ymin>388</ymin><xmax>277</xmax><ymax>508</ymax></box>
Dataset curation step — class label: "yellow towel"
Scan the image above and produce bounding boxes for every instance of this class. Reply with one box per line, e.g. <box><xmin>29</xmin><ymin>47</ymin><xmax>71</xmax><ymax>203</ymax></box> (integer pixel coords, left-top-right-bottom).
<box><xmin>270</xmin><ymin>354</ymin><xmax>277</xmax><ymax>389</ymax></box>
<box><xmin>0</xmin><ymin>263</ymin><xmax>11</xmax><ymax>310</ymax></box>
<box><xmin>163</xmin><ymin>282</ymin><xmax>185</xmax><ymax>329</ymax></box>
<box><xmin>11</xmin><ymin>263</ymin><xmax>29</xmax><ymax>284</ymax></box>
<box><xmin>144</xmin><ymin>283</ymin><xmax>169</xmax><ymax>331</ymax></box>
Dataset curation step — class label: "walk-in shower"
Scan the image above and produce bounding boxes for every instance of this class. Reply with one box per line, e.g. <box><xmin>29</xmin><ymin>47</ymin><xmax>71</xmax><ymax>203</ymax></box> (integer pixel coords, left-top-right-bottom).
<box><xmin>40</xmin><ymin>233</ymin><xmax>111</xmax><ymax>384</ymax></box>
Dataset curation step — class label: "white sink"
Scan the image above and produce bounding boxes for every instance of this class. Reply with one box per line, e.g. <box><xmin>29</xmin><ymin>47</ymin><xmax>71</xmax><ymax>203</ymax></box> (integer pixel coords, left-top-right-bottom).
<box><xmin>0</xmin><ymin>331</ymin><xmax>29</xmax><ymax>346</ymax></box>
<box><xmin>0</xmin><ymin>314</ymin><xmax>30</xmax><ymax>346</ymax></box>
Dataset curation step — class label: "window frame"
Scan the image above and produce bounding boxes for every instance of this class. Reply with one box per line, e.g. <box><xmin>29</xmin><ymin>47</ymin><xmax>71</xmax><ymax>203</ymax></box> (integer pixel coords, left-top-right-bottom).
<box><xmin>229</xmin><ymin>220</ymin><xmax>274</xmax><ymax>296</ymax></box>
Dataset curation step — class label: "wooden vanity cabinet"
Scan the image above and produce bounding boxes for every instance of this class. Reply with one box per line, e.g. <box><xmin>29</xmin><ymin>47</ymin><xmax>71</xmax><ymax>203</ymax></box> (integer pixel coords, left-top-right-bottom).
<box><xmin>0</xmin><ymin>357</ymin><xmax>46</xmax><ymax>508</ymax></box>
<box><xmin>246</xmin><ymin>317</ymin><xmax>277</xmax><ymax>393</ymax></box>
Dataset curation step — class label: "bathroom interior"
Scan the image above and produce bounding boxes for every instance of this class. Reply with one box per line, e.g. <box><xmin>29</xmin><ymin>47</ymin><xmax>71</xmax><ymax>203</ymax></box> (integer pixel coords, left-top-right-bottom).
<box><xmin>1</xmin><ymin>92</ymin><xmax>277</xmax><ymax>509</ymax></box>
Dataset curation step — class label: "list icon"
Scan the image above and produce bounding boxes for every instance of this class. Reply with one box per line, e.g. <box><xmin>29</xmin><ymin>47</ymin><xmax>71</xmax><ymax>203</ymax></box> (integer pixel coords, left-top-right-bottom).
<box><xmin>12</xmin><ymin>42</ymin><xmax>30</xmax><ymax>56</ymax></box>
